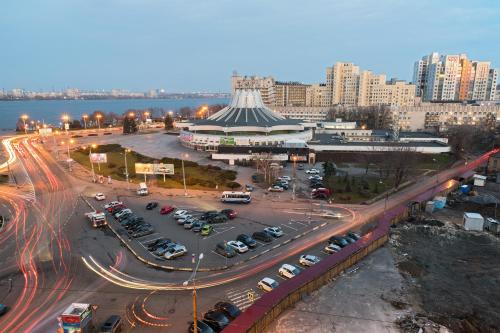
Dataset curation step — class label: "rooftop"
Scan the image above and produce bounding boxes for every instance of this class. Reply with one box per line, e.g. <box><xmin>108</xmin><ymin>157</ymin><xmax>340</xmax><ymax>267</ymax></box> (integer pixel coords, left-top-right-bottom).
<box><xmin>311</xmin><ymin>134</ymin><xmax>448</xmax><ymax>147</ymax></box>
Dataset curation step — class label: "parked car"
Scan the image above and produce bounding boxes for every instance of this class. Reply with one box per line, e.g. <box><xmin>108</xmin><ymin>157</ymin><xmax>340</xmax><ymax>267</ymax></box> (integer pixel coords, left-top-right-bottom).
<box><xmin>278</xmin><ymin>264</ymin><xmax>301</xmax><ymax>279</ymax></box>
<box><xmin>299</xmin><ymin>254</ymin><xmax>321</xmax><ymax>267</ymax></box>
<box><xmin>184</xmin><ymin>218</ymin><xmax>197</xmax><ymax>229</ymax></box>
<box><xmin>297</xmin><ymin>164</ymin><xmax>304</xmax><ymax>170</ymax></box>
<box><xmin>208</xmin><ymin>214</ymin><xmax>228</xmax><ymax>224</ymax></box>
<box><xmin>201</xmin><ymin>224</ymin><xmax>214</xmax><ymax>236</ymax></box>
<box><xmin>280</xmin><ymin>176</ymin><xmax>291</xmax><ymax>181</ymax></box>
<box><xmin>158</xmin><ymin>205</ymin><xmax>173</xmax><ymax>215</ymax></box>
<box><xmin>308</xmin><ymin>175</ymin><xmax>323</xmax><ymax>181</ymax></box>
<box><xmin>178</xmin><ymin>215</ymin><xmax>194</xmax><ymax>225</ymax></box>
<box><xmin>305</xmin><ymin>168</ymin><xmax>320</xmax><ymax>174</ymax></box>
<box><xmin>329</xmin><ymin>236</ymin><xmax>349</xmax><ymax>248</ymax></box>
<box><xmin>274</xmin><ymin>182</ymin><xmax>289</xmax><ymax>190</ymax></box>
<box><xmin>310</xmin><ymin>182</ymin><xmax>325</xmax><ymax>189</ymax></box>
<box><xmin>100</xmin><ymin>315</ymin><xmax>122</xmax><ymax>332</ymax></box>
<box><xmin>154</xmin><ymin>244</ymin><xmax>178</xmax><ymax>256</ymax></box>
<box><xmin>115</xmin><ymin>209</ymin><xmax>132</xmax><ymax>219</ymax></box>
<box><xmin>200</xmin><ymin>211</ymin><xmax>219</xmax><ymax>221</ymax></box>
<box><xmin>104</xmin><ymin>201</ymin><xmax>123</xmax><ymax>210</ymax></box>
<box><xmin>109</xmin><ymin>204</ymin><xmax>126</xmax><ymax>214</ymax></box>
<box><xmin>165</xmin><ymin>244</ymin><xmax>187</xmax><ymax>259</ymax></box>
<box><xmin>257</xmin><ymin>277</ymin><xmax>279</xmax><ymax>292</ymax></box>
<box><xmin>147</xmin><ymin>238</ymin><xmax>171</xmax><ymax>251</ymax></box>
<box><xmin>215</xmin><ymin>242</ymin><xmax>236</xmax><ymax>258</ymax></box>
<box><xmin>173</xmin><ymin>209</ymin><xmax>189</xmax><ymax>219</ymax></box>
<box><xmin>252</xmin><ymin>231</ymin><xmax>272</xmax><ymax>243</ymax></box>
<box><xmin>264</xmin><ymin>227</ymin><xmax>284</xmax><ymax>238</ymax></box>
<box><xmin>244</xmin><ymin>184</ymin><xmax>254</xmax><ymax>192</ymax></box>
<box><xmin>324</xmin><ymin>243</ymin><xmax>342</xmax><ymax>254</ymax></box>
<box><xmin>188</xmin><ymin>320</ymin><xmax>215</xmax><ymax>333</ymax></box>
<box><xmin>146</xmin><ymin>202</ymin><xmax>158</xmax><ymax>210</ymax></box>
<box><xmin>220</xmin><ymin>209</ymin><xmax>237</xmax><ymax>219</ymax></box>
<box><xmin>132</xmin><ymin>227</ymin><xmax>154</xmax><ymax>238</ymax></box>
<box><xmin>347</xmin><ymin>231</ymin><xmax>361</xmax><ymax>240</ymax></box>
<box><xmin>203</xmin><ymin>310</ymin><xmax>230</xmax><ymax>332</ymax></box>
<box><xmin>268</xmin><ymin>185</ymin><xmax>284</xmax><ymax>192</ymax></box>
<box><xmin>227</xmin><ymin>240</ymin><xmax>249</xmax><ymax>253</ymax></box>
<box><xmin>192</xmin><ymin>221</ymin><xmax>205</xmax><ymax>233</ymax></box>
<box><xmin>312</xmin><ymin>188</ymin><xmax>331</xmax><ymax>198</ymax></box>
<box><xmin>0</xmin><ymin>304</ymin><xmax>8</xmax><ymax>316</ymax></box>
<box><xmin>344</xmin><ymin>235</ymin><xmax>357</xmax><ymax>243</ymax></box>
<box><xmin>214</xmin><ymin>301</ymin><xmax>241</xmax><ymax>320</ymax></box>
<box><xmin>236</xmin><ymin>234</ymin><xmax>257</xmax><ymax>248</ymax></box>
<box><xmin>94</xmin><ymin>193</ymin><xmax>106</xmax><ymax>201</ymax></box>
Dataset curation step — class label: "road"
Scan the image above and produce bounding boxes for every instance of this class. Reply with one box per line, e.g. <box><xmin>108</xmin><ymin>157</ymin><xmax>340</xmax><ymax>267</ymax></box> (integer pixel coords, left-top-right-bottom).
<box><xmin>0</xmin><ymin>133</ymin><xmax>494</xmax><ymax>332</ymax></box>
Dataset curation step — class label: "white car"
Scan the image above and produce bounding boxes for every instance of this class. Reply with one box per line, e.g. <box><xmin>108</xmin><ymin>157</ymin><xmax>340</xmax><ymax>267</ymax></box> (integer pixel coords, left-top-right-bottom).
<box><xmin>309</xmin><ymin>175</ymin><xmax>323</xmax><ymax>181</ymax></box>
<box><xmin>104</xmin><ymin>201</ymin><xmax>123</xmax><ymax>209</ymax></box>
<box><xmin>173</xmin><ymin>210</ymin><xmax>189</xmax><ymax>219</ymax></box>
<box><xmin>164</xmin><ymin>245</ymin><xmax>187</xmax><ymax>259</ymax></box>
<box><xmin>94</xmin><ymin>193</ymin><xmax>106</xmax><ymax>201</ymax></box>
<box><xmin>227</xmin><ymin>240</ymin><xmax>249</xmax><ymax>253</ymax></box>
<box><xmin>299</xmin><ymin>254</ymin><xmax>321</xmax><ymax>267</ymax></box>
<box><xmin>278</xmin><ymin>264</ymin><xmax>301</xmax><ymax>279</ymax></box>
<box><xmin>305</xmin><ymin>168</ymin><xmax>320</xmax><ymax>174</ymax></box>
<box><xmin>268</xmin><ymin>186</ymin><xmax>284</xmax><ymax>192</ymax></box>
<box><xmin>264</xmin><ymin>227</ymin><xmax>284</xmax><ymax>238</ymax></box>
<box><xmin>280</xmin><ymin>176</ymin><xmax>291</xmax><ymax>181</ymax></box>
<box><xmin>114</xmin><ymin>208</ymin><xmax>132</xmax><ymax>219</ymax></box>
<box><xmin>324</xmin><ymin>243</ymin><xmax>342</xmax><ymax>254</ymax></box>
<box><xmin>257</xmin><ymin>277</ymin><xmax>279</xmax><ymax>292</ymax></box>
<box><xmin>177</xmin><ymin>215</ymin><xmax>193</xmax><ymax>225</ymax></box>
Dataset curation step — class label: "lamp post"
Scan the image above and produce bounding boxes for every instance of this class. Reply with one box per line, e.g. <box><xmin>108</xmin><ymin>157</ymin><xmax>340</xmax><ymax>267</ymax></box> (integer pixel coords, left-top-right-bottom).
<box><xmin>96</xmin><ymin>114</ymin><xmax>102</xmax><ymax>131</ymax></box>
<box><xmin>62</xmin><ymin>114</ymin><xmax>69</xmax><ymax>134</ymax></box>
<box><xmin>291</xmin><ymin>155</ymin><xmax>298</xmax><ymax>200</ymax></box>
<box><xmin>183</xmin><ymin>253</ymin><xmax>204</xmax><ymax>333</ymax></box>
<box><xmin>181</xmin><ymin>153</ymin><xmax>188</xmax><ymax>196</ymax></box>
<box><xmin>82</xmin><ymin>114</ymin><xmax>88</xmax><ymax>129</ymax></box>
<box><xmin>86</xmin><ymin>144</ymin><xmax>97</xmax><ymax>182</ymax></box>
<box><xmin>21</xmin><ymin>114</ymin><xmax>28</xmax><ymax>134</ymax></box>
<box><xmin>66</xmin><ymin>139</ymin><xmax>75</xmax><ymax>171</ymax></box>
<box><xmin>124</xmin><ymin>148</ymin><xmax>130</xmax><ymax>190</ymax></box>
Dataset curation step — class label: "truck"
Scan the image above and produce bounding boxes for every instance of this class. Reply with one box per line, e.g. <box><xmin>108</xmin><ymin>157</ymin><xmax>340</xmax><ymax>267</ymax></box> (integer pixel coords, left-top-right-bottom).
<box><xmin>57</xmin><ymin>303</ymin><xmax>96</xmax><ymax>333</ymax></box>
<box><xmin>137</xmin><ymin>182</ymin><xmax>149</xmax><ymax>196</ymax></box>
<box><xmin>85</xmin><ymin>211</ymin><xmax>107</xmax><ymax>228</ymax></box>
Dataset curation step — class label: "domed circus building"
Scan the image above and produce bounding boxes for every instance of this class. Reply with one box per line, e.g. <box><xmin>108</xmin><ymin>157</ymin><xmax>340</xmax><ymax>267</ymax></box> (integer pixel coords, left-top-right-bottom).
<box><xmin>177</xmin><ymin>89</ymin><xmax>314</xmax><ymax>152</ymax></box>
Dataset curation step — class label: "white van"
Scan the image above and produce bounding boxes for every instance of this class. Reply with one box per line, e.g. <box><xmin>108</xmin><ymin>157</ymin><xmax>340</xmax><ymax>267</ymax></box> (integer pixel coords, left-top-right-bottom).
<box><xmin>137</xmin><ymin>182</ymin><xmax>148</xmax><ymax>196</ymax></box>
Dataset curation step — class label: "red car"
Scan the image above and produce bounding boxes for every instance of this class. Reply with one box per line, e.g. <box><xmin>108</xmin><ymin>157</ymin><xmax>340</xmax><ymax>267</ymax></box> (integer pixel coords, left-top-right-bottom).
<box><xmin>221</xmin><ymin>209</ymin><xmax>237</xmax><ymax>219</ymax></box>
<box><xmin>160</xmin><ymin>205</ymin><xmax>175</xmax><ymax>215</ymax></box>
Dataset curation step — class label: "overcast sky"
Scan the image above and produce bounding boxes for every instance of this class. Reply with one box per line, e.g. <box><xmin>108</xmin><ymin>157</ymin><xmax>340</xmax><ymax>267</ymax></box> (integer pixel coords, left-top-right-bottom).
<box><xmin>1</xmin><ymin>0</ymin><xmax>499</xmax><ymax>92</ymax></box>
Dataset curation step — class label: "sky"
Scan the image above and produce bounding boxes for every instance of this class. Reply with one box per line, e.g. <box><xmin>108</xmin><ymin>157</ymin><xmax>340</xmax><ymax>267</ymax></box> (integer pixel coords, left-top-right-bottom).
<box><xmin>1</xmin><ymin>0</ymin><xmax>499</xmax><ymax>92</ymax></box>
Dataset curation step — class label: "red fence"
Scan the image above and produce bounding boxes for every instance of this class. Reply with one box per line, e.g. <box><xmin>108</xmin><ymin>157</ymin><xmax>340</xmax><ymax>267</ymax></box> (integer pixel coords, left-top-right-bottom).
<box><xmin>222</xmin><ymin>149</ymin><xmax>499</xmax><ymax>333</ymax></box>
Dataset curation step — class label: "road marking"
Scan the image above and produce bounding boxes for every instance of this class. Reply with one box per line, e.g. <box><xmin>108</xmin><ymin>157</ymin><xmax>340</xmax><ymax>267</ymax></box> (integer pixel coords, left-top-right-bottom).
<box><xmin>226</xmin><ymin>288</ymin><xmax>260</xmax><ymax>310</ymax></box>
<box><xmin>203</xmin><ymin>226</ymin><xmax>235</xmax><ymax>240</ymax></box>
<box><xmin>280</xmin><ymin>223</ymin><xmax>298</xmax><ymax>231</ymax></box>
<box><xmin>293</xmin><ymin>220</ymin><xmax>307</xmax><ymax>226</ymax></box>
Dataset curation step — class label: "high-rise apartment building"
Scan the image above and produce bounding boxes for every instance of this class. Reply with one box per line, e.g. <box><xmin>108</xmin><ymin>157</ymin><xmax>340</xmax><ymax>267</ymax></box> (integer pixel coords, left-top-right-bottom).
<box><xmin>305</xmin><ymin>84</ymin><xmax>329</xmax><ymax>107</ymax></box>
<box><xmin>326</xmin><ymin>62</ymin><xmax>361</xmax><ymax>106</ymax></box>
<box><xmin>274</xmin><ymin>81</ymin><xmax>310</xmax><ymax>107</ymax></box>
<box><xmin>231</xmin><ymin>73</ymin><xmax>276</xmax><ymax>105</ymax></box>
<box><xmin>413</xmin><ymin>52</ymin><xmax>498</xmax><ymax>102</ymax></box>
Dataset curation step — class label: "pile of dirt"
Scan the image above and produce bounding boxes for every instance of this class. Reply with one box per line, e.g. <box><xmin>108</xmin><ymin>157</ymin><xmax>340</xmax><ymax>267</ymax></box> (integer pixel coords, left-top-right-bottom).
<box><xmin>390</xmin><ymin>221</ymin><xmax>500</xmax><ymax>333</ymax></box>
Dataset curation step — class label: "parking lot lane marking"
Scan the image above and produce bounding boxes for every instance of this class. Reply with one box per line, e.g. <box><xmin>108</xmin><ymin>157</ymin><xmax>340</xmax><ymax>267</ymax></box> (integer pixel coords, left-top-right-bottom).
<box><xmin>203</xmin><ymin>226</ymin><xmax>235</xmax><ymax>240</ymax></box>
<box><xmin>294</xmin><ymin>220</ymin><xmax>307</xmax><ymax>226</ymax></box>
<box><xmin>281</xmin><ymin>223</ymin><xmax>297</xmax><ymax>231</ymax></box>
<box><xmin>134</xmin><ymin>233</ymin><xmax>159</xmax><ymax>240</ymax></box>
<box><xmin>255</xmin><ymin>241</ymin><xmax>266</xmax><ymax>246</ymax></box>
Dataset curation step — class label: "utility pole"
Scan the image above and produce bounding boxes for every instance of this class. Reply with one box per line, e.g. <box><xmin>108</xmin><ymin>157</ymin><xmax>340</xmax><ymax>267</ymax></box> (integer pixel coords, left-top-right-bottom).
<box><xmin>183</xmin><ymin>253</ymin><xmax>204</xmax><ymax>333</ymax></box>
<box><xmin>124</xmin><ymin>149</ymin><xmax>130</xmax><ymax>190</ymax></box>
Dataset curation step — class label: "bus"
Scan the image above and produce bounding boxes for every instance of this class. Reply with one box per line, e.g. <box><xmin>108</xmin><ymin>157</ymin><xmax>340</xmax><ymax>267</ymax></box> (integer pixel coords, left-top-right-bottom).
<box><xmin>221</xmin><ymin>191</ymin><xmax>251</xmax><ymax>204</ymax></box>
<box><xmin>57</xmin><ymin>303</ymin><xmax>95</xmax><ymax>333</ymax></box>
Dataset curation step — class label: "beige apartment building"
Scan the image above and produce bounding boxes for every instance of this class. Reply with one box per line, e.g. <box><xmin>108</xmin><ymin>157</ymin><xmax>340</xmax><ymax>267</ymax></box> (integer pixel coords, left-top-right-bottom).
<box><xmin>274</xmin><ymin>81</ymin><xmax>310</xmax><ymax>107</ymax></box>
<box><xmin>393</xmin><ymin>103</ymin><xmax>500</xmax><ymax>132</ymax></box>
<box><xmin>231</xmin><ymin>73</ymin><xmax>276</xmax><ymax>105</ymax></box>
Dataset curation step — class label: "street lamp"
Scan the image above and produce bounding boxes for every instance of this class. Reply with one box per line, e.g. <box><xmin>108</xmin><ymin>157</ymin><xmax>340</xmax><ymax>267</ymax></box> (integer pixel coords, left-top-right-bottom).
<box><xmin>124</xmin><ymin>148</ymin><xmax>131</xmax><ymax>190</ymax></box>
<box><xmin>66</xmin><ymin>139</ymin><xmax>75</xmax><ymax>171</ymax></box>
<box><xmin>143</xmin><ymin>111</ymin><xmax>150</xmax><ymax>121</ymax></box>
<box><xmin>95</xmin><ymin>114</ymin><xmax>102</xmax><ymax>131</ymax></box>
<box><xmin>62</xmin><ymin>114</ymin><xmax>70</xmax><ymax>134</ymax></box>
<box><xmin>183</xmin><ymin>253</ymin><xmax>204</xmax><ymax>333</ymax></box>
<box><xmin>21</xmin><ymin>114</ymin><xmax>28</xmax><ymax>134</ymax></box>
<box><xmin>181</xmin><ymin>153</ymin><xmax>189</xmax><ymax>196</ymax></box>
<box><xmin>291</xmin><ymin>155</ymin><xmax>298</xmax><ymax>200</ymax></box>
<box><xmin>86</xmin><ymin>144</ymin><xmax>97</xmax><ymax>182</ymax></box>
<box><xmin>82</xmin><ymin>114</ymin><xmax>88</xmax><ymax>129</ymax></box>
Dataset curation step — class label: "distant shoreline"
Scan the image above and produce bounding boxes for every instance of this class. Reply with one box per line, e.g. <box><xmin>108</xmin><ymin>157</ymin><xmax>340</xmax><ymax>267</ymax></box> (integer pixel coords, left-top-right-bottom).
<box><xmin>0</xmin><ymin>95</ymin><xmax>230</xmax><ymax>102</ymax></box>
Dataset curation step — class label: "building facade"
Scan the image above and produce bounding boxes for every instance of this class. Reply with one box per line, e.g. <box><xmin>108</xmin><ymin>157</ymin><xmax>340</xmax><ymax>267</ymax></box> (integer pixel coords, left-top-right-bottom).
<box><xmin>274</xmin><ymin>81</ymin><xmax>310</xmax><ymax>107</ymax></box>
<box><xmin>413</xmin><ymin>52</ymin><xmax>498</xmax><ymax>102</ymax></box>
<box><xmin>231</xmin><ymin>74</ymin><xmax>276</xmax><ymax>105</ymax></box>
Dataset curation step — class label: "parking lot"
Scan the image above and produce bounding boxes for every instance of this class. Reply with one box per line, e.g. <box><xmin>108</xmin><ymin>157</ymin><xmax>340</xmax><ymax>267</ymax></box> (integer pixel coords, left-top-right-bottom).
<box><xmin>97</xmin><ymin>193</ymin><xmax>332</xmax><ymax>270</ymax></box>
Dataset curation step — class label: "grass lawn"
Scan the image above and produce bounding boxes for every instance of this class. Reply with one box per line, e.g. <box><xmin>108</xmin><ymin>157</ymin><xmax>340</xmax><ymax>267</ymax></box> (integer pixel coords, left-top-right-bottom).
<box><xmin>326</xmin><ymin>175</ymin><xmax>395</xmax><ymax>204</ymax></box>
<box><xmin>71</xmin><ymin>144</ymin><xmax>239</xmax><ymax>191</ymax></box>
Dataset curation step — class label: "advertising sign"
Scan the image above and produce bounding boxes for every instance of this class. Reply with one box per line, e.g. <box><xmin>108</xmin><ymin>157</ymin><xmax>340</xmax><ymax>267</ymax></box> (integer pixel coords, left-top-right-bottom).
<box><xmin>135</xmin><ymin>163</ymin><xmax>174</xmax><ymax>175</ymax></box>
<box><xmin>90</xmin><ymin>153</ymin><xmax>107</xmax><ymax>163</ymax></box>
<box><xmin>220</xmin><ymin>137</ymin><xmax>235</xmax><ymax>145</ymax></box>
<box><xmin>180</xmin><ymin>131</ymin><xmax>193</xmax><ymax>142</ymax></box>
<box><xmin>38</xmin><ymin>128</ymin><xmax>53</xmax><ymax>136</ymax></box>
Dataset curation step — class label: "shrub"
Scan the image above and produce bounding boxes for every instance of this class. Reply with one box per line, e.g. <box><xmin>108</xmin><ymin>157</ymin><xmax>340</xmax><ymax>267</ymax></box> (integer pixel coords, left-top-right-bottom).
<box><xmin>227</xmin><ymin>181</ymin><xmax>241</xmax><ymax>189</ymax></box>
<box><xmin>108</xmin><ymin>162</ymin><xmax>117</xmax><ymax>169</ymax></box>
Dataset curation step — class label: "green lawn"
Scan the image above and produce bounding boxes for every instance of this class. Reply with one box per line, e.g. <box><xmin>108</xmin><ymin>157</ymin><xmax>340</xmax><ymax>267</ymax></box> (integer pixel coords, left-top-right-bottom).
<box><xmin>71</xmin><ymin>144</ymin><xmax>239</xmax><ymax>191</ymax></box>
<box><xmin>326</xmin><ymin>175</ymin><xmax>394</xmax><ymax>204</ymax></box>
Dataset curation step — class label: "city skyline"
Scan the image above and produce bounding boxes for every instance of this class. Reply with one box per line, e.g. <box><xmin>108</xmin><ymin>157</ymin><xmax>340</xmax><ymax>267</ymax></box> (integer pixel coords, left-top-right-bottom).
<box><xmin>1</xmin><ymin>0</ymin><xmax>499</xmax><ymax>92</ymax></box>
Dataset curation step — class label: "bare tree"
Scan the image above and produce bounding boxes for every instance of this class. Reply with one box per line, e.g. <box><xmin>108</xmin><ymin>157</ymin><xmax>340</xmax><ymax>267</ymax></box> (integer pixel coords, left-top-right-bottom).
<box><xmin>253</xmin><ymin>152</ymin><xmax>275</xmax><ymax>185</ymax></box>
<box><xmin>447</xmin><ymin>125</ymin><xmax>495</xmax><ymax>159</ymax></box>
<box><xmin>385</xmin><ymin>144</ymin><xmax>417</xmax><ymax>189</ymax></box>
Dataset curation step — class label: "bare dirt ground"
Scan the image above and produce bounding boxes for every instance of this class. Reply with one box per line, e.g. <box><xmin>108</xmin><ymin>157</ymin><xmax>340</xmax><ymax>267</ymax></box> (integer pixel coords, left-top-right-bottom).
<box><xmin>390</xmin><ymin>218</ymin><xmax>500</xmax><ymax>333</ymax></box>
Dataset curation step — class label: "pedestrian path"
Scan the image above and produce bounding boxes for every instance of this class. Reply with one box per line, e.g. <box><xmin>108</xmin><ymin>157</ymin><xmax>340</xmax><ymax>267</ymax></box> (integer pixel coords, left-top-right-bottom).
<box><xmin>225</xmin><ymin>288</ymin><xmax>261</xmax><ymax>311</ymax></box>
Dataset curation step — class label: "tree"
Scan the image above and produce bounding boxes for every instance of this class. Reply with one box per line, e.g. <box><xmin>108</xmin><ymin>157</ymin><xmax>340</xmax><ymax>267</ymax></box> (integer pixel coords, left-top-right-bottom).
<box><xmin>344</xmin><ymin>179</ymin><xmax>352</xmax><ymax>192</ymax></box>
<box><xmin>447</xmin><ymin>125</ymin><xmax>495</xmax><ymax>159</ymax></box>
<box><xmin>70</xmin><ymin>119</ymin><xmax>82</xmax><ymax>129</ymax></box>
<box><xmin>123</xmin><ymin>116</ymin><xmax>138</xmax><ymax>134</ymax></box>
<box><xmin>15</xmin><ymin>118</ymin><xmax>26</xmax><ymax>132</ymax></box>
<box><xmin>384</xmin><ymin>144</ymin><xmax>417</xmax><ymax>189</ymax></box>
<box><xmin>253</xmin><ymin>152</ymin><xmax>274</xmax><ymax>185</ymax></box>
<box><xmin>164</xmin><ymin>113</ymin><xmax>174</xmax><ymax>130</ymax></box>
<box><xmin>322</xmin><ymin>161</ymin><xmax>336</xmax><ymax>178</ymax></box>
<box><xmin>179</xmin><ymin>107</ymin><xmax>193</xmax><ymax>119</ymax></box>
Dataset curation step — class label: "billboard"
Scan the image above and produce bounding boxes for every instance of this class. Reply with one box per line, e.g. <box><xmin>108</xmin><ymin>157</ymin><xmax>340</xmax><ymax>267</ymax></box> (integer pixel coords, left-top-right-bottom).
<box><xmin>135</xmin><ymin>163</ymin><xmax>174</xmax><ymax>175</ymax></box>
<box><xmin>90</xmin><ymin>153</ymin><xmax>107</xmax><ymax>163</ymax></box>
<box><xmin>220</xmin><ymin>137</ymin><xmax>235</xmax><ymax>145</ymax></box>
<box><xmin>38</xmin><ymin>128</ymin><xmax>53</xmax><ymax>136</ymax></box>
